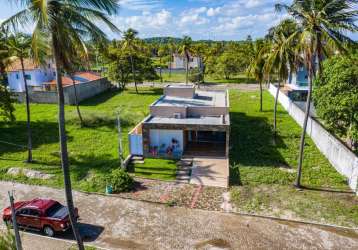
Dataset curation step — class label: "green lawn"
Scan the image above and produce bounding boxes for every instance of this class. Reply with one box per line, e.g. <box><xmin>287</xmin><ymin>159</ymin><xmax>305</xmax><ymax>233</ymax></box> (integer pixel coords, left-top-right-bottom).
<box><xmin>229</xmin><ymin>90</ymin><xmax>358</xmax><ymax>227</ymax></box>
<box><xmin>157</xmin><ymin>71</ymin><xmax>256</xmax><ymax>84</ymax></box>
<box><xmin>128</xmin><ymin>158</ymin><xmax>178</xmax><ymax>181</ymax></box>
<box><xmin>0</xmin><ymin>88</ymin><xmax>162</xmax><ymax>192</ymax></box>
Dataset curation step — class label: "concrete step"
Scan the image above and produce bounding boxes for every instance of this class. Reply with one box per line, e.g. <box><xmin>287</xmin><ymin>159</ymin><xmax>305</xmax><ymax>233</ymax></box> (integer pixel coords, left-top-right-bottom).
<box><xmin>176</xmin><ymin>170</ymin><xmax>190</xmax><ymax>175</ymax></box>
<box><xmin>132</xmin><ymin>156</ymin><xmax>144</xmax><ymax>160</ymax></box>
<box><xmin>132</xmin><ymin>160</ymin><xmax>144</xmax><ymax>164</ymax></box>
<box><xmin>177</xmin><ymin>166</ymin><xmax>192</xmax><ymax>171</ymax></box>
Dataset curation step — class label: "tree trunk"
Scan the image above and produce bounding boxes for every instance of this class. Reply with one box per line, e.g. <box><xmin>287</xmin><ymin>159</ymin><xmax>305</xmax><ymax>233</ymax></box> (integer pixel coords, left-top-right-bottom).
<box><xmin>185</xmin><ymin>53</ymin><xmax>189</xmax><ymax>85</ymax></box>
<box><xmin>71</xmin><ymin>76</ymin><xmax>84</xmax><ymax>127</ymax></box>
<box><xmin>316</xmin><ymin>33</ymin><xmax>323</xmax><ymax>77</ymax></box>
<box><xmin>295</xmin><ymin>61</ymin><xmax>313</xmax><ymax>188</ymax></box>
<box><xmin>273</xmin><ymin>80</ymin><xmax>280</xmax><ymax>140</ymax></box>
<box><xmin>259</xmin><ymin>80</ymin><xmax>263</xmax><ymax>112</ymax></box>
<box><xmin>52</xmin><ymin>40</ymin><xmax>84</xmax><ymax>250</ymax></box>
<box><xmin>129</xmin><ymin>55</ymin><xmax>138</xmax><ymax>93</ymax></box>
<box><xmin>20</xmin><ymin>57</ymin><xmax>32</xmax><ymax>163</ymax></box>
<box><xmin>169</xmin><ymin>53</ymin><xmax>172</xmax><ymax>78</ymax></box>
<box><xmin>159</xmin><ymin>56</ymin><xmax>163</xmax><ymax>83</ymax></box>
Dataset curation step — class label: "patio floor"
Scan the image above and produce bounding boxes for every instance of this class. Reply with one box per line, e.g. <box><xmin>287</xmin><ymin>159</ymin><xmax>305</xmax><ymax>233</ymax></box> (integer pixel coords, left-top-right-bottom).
<box><xmin>189</xmin><ymin>157</ymin><xmax>229</xmax><ymax>188</ymax></box>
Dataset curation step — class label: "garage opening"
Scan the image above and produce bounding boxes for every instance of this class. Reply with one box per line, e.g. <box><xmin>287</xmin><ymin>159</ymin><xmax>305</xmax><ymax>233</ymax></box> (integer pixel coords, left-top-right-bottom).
<box><xmin>184</xmin><ymin>130</ymin><xmax>226</xmax><ymax>157</ymax></box>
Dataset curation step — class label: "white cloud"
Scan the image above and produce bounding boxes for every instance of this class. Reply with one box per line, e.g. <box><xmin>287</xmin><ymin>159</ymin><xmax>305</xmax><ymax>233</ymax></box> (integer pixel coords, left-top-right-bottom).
<box><xmin>179</xmin><ymin>13</ymin><xmax>209</xmax><ymax>26</ymax></box>
<box><xmin>119</xmin><ymin>0</ymin><xmax>163</xmax><ymax>11</ymax></box>
<box><xmin>206</xmin><ymin>7</ymin><xmax>221</xmax><ymax>17</ymax></box>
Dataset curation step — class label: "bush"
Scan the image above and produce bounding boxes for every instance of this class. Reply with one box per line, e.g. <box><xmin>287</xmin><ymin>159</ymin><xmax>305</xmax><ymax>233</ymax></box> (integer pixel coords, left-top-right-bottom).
<box><xmin>189</xmin><ymin>68</ymin><xmax>204</xmax><ymax>83</ymax></box>
<box><xmin>313</xmin><ymin>53</ymin><xmax>358</xmax><ymax>150</ymax></box>
<box><xmin>0</xmin><ymin>228</ymin><xmax>16</xmax><ymax>250</ymax></box>
<box><xmin>106</xmin><ymin>169</ymin><xmax>134</xmax><ymax>193</ymax></box>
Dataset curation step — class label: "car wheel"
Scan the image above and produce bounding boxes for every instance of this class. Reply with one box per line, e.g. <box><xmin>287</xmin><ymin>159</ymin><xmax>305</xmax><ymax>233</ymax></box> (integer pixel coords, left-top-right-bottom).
<box><xmin>43</xmin><ymin>226</ymin><xmax>55</xmax><ymax>237</ymax></box>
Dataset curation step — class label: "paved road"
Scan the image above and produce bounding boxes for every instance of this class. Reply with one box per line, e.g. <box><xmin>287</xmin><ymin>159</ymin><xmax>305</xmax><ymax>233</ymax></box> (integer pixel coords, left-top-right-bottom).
<box><xmin>1</xmin><ymin>181</ymin><xmax>357</xmax><ymax>250</ymax></box>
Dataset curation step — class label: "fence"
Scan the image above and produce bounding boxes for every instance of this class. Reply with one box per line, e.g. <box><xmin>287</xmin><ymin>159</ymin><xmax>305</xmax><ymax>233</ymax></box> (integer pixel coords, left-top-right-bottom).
<box><xmin>15</xmin><ymin>78</ymin><xmax>111</xmax><ymax>105</ymax></box>
<box><xmin>269</xmin><ymin>84</ymin><xmax>358</xmax><ymax>194</ymax></box>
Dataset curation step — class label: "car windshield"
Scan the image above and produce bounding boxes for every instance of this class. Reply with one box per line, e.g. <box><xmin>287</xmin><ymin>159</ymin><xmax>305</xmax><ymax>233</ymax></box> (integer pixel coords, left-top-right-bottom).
<box><xmin>45</xmin><ymin>202</ymin><xmax>64</xmax><ymax>217</ymax></box>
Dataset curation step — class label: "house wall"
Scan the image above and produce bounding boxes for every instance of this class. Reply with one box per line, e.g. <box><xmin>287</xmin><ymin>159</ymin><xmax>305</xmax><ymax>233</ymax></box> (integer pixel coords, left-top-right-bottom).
<box><xmin>164</xmin><ymin>87</ymin><xmax>195</xmax><ymax>98</ymax></box>
<box><xmin>269</xmin><ymin>84</ymin><xmax>358</xmax><ymax>194</ymax></box>
<box><xmin>8</xmin><ymin>67</ymin><xmax>55</xmax><ymax>92</ymax></box>
<box><xmin>142</xmin><ymin>122</ymin><xmax>230</xmax><ymax>158</ymax></box>
<box><xmin>149</xmin><ymin>129</ymin><xmax>184</xmax><ymax>151</ymax></box>
<box><xmin>187</xmin><ymin>107</ymin><xmax>229</xmax><ymax>117</ymax></box>
<box><xmin>150</xmin><ymin>106</ymin><xmax>188</xmax><ymax>118</ymax></box>
<box><xmin>15</xmin><ymin>78</ymin><xmax>110</xmax><ymax>105</ymax></box>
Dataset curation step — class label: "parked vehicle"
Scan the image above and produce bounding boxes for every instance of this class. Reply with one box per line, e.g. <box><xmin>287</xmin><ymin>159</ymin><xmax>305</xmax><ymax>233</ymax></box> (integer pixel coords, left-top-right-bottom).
<box><xmin>2</xmin><ymin>198</ymin><xmax>79</xmax><ymax>237</ymax></box>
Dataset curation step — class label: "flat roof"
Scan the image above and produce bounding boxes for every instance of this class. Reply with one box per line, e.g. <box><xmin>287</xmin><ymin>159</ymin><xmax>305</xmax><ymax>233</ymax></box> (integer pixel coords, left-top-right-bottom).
<box><xmin>165</xmin><ymin>84</ymin><xmax>195</xmax><ymax>89</ymax></box>
<box><xmin>145</xmin><ymin>115</ymin><xmax>230</xmax><ymax>126</ymax></box>
<box><xmin>153</xmin><ymin>90</ymin><xmax>227</xmax><ymax>108</ymax></box>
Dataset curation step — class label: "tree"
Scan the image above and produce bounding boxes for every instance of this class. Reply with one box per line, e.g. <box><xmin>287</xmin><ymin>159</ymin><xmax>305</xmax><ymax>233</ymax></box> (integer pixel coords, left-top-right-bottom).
<box><xmin>265</xmin><ymin>19</ymin><xmax>299</xmax><ymax>140</ymax></box>
<box><xmin>179</xmin><ymin>36</ymin><xmax>194</xmax><ymax>84</ymax></box>
<box><xmin>122</xmin><ymin>28</ymin><xmax>140</xmax><ymax>93</ymax></box>
<box><xmin>157</xmin><ymin>44</ymin><xmax>169</xmax><ymax>83</ymax></box>
<box><xmin>193</xmin><ymin>42</ymin><xmax>210</xmax><ymax>83</ymax></box>
<box><xmin>106</xmin><ymin>41</ymin><xmax>158</xmax><ymax>89</ymax></box>
<box><xmin>167</xmin><ymin>38</ymin><xmax>176</xmax><ymax>78</ymax></box>
<box><xmin>0</xmin><ymin>28</ymin><xmax>15</xmax><ymax>122</ymax></box>
<box><xmin>6</xmin><ymin>33</ymin><xmax>34</xmax><ymax>163</ymax></box>
<box><xmin>247</xmin><ymin>39</ymin><xmax>268</xmax><ymax>112</ymax></box>
<box><xmin>276</xmin><ymin>0</ymin><xmax>358</xmax><ymax>188</ymax></box>
<box><xmin>216</xmin><ymin>51</ymin><xmax>241</xmax><ymax>80</ymax></box>
<box><xmin>2</xmin><ymin>1</ymin><xmax>119</xmax><ymax>249</ymax></box>
<box><xmin>314</xmin><ymin>54</ymin><xmax>358</xmax><ymax>151</ymax></box>
<box><xmin>0</xmin><ymin>85</ymin><xmax>15</xmax><ymax>122</ymax></box>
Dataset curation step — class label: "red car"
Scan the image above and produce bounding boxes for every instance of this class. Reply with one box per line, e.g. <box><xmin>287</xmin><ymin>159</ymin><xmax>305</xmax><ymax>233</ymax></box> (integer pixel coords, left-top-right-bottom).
<box><xmin>2</xmin><ymin>198</ymin><xmax>79</xmax><ymax>237</ymax></box>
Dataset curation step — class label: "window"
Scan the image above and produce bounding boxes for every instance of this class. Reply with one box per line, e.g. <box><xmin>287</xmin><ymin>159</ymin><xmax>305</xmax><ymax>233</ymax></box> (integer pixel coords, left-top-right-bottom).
<box><xmin>16</xmin><ymin>74</ymin><xmax>19</xmax><ymax>79</ymax></box>
<box><xmin>48</xmin><ymin>64</ymin><xmax>51</xmax><ymax>68</ymax></box>
<box><xmin>53</xmin><ymin>72</ymin><xmax>56</xmax><ymax>76</ymax></box>
<box><xmin>25</xmin><ymin>74</ymin><xmax>31</xmax><ymax>80</ymax></box>
<box><xmin>17</xmin><ymin>209</ymin><xmax>29</xmax><ymax>216</ymax></box>
<box><xmin>28</xmin><ymin>209</ymin><xmax>40</xmax><ymax>217</ymax></box>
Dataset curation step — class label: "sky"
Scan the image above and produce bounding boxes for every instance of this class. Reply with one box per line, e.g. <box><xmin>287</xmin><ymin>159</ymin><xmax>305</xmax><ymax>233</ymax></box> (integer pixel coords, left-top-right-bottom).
<box><xmin>0</xmin><ymin>0</ymin><xmax>356</xmax><ymax>41</ymax></box>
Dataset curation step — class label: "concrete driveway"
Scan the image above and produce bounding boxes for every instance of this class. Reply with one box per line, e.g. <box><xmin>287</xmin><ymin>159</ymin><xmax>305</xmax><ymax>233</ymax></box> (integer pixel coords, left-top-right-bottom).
<box><xmin>190</xmin><ymin>157</ymin><xmax>229</xmax><ymax>188</ymax></box>
<box><xmin>1</xmin><ymin>181</ymin><xmax>358</xmax><ymax>250</ymax></box>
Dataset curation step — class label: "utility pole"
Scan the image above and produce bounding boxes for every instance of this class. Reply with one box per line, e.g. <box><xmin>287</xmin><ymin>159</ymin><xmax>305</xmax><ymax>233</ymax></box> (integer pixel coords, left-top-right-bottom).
<box><xmin>8</xmin><ymin>191</ymin><xmax>22</xmax><ymax>250</ymax></box>
<box><xmin>117</xmin><ymin>113</ymin><xmax>124</xmax><ymax>169</ymax></box>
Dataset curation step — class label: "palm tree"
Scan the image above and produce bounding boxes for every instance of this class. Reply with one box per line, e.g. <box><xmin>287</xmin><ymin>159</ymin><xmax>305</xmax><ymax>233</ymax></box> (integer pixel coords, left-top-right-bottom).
<box><xmin>70</xmin><ymin>73</ymin><xmax>84</xmax><ymax>126</ymax></box>
<box><xmin>276</xmin><ymin>0</ymin><xmax>358</xmax><ymax>188</ymax></box>
<box><xmin>168</xmin><ymin>38</ymin><xmax>176</xmax><ymax>79</ymax></box>
<box><xmin>265</xmin><ymin>19</ymin><xmax>300</xmax><ymax>140</ymax></box>
<box><xmin>6</xmin><ymin>33</ymin><xmax>34</xmax><ymax>163</ymax></box>
<box><xmin>179</xmin><ymin>36</ymin><xmax>194</xmax><ymax>84</ymax></box>
<box><xmin>247</xmin><ymin>39</ymin><xmax>268</xmax><ymax>112</ymax></box>
<box><xmin>122</xmin><ymin>28</ymin><xmax>139</xmax><ymax>93</ymax></box>
<box><xmin>2</xmin><ymin>1</ymin><xmax>119</xmax><ymax>249</ymax></box>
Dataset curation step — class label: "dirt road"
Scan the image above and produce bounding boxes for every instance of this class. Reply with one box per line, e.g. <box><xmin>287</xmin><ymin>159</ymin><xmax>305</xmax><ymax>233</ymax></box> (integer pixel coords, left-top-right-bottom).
<box><xmin>1</xmin><ymin>181</ymin><xmax>357</xmax><ymax>250</ymax></box>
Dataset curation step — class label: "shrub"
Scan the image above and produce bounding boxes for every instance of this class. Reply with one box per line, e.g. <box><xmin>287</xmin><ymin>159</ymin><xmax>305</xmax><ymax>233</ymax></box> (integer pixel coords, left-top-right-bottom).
<box><xmin>0</xmin><ymin>228</ymin><xmax>16</xmax><ymax>250</ymax></box>
<box><xmin>313</xmin><ymin>53</ymin><xmax>358</xmax><ymax>151</ymax></box>
<box><xmin>106</xmin><ymin>169</ymin><xmax>134</xmax><ymax>193</ymax></box>
<box><xmin>189</xmin><ymin>68</ymin><xmax>204</xmax><ymax>83</ymax></box>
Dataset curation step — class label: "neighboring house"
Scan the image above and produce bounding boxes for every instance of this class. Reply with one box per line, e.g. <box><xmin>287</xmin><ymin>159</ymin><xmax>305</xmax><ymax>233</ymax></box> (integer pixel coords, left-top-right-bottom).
<box><xmin>170</xmin><ymin>53</ymin><xmax>203</xmax><ymax>70</ymax></box>
<box><xmin>129</xmin><ymin>85</ymin><xmax>230</xmax><ymax>159</ymax></box>
<box><xmin>43</xmin><ymin>72</ymin><xmax>102</xmax><ymax>91</ymax></box>
<box><xmin>6</xmin><ymin>59</ymin><xmax>56</xmax><ymax>92</ymax></box>
<box><xmin>286</xmin><ymin>63</ymin><xmax>309</xmax><ymax>101</ymax></box>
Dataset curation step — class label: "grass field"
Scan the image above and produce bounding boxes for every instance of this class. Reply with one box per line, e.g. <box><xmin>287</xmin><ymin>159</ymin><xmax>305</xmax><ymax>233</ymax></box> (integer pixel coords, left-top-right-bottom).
<box><xmin>156</xmin><ymin>71</ymin><xmax>256</xmax><ymax>84</ymax></box>
<box><xmin>0</xmin><ymin>88</ymin><xmax>163</xmax><ymax>192</ymax></box>
<box><xmin>0</xmin><ymin>87</ymin><xmax>357</xmax><ymax>226</ymax></box>
<box><xmin>229</xmin><ymin>90</ymin><xmax>358</xmax><ymax>227</ymax></box>
<box><xmin>128</xmin><ymin>158</ymin><xmax>178</xmax><ymax>181</ymax></box>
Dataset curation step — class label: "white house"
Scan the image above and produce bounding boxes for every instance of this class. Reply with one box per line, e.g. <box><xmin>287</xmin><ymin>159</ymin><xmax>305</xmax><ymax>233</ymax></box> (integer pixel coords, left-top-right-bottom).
<box><xmin>170</xmin><ymin>53</ymin><xmax>203</xmax><ymax>70</ymax></box>
<box><xmin>6</xmin><ymin>59</ymin><xmax>56</xmax><ymax>92</ymax></box>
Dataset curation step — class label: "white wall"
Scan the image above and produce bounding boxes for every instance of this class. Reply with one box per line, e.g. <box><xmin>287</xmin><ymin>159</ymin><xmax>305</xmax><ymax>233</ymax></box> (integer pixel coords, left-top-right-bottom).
<box><xmin>7</xmin><ymin>66</ymin><xmax>55</xmax><ymax>92</ymax></box>
<box><xmin>269</xmin><ymin>84</ymin><xmax>358</xmax><ymax>194</ymax></box>
<box><xmin>149</xmin><ymin>129</ymin><xmax>183</xmax><ymax>151</ymax></box>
